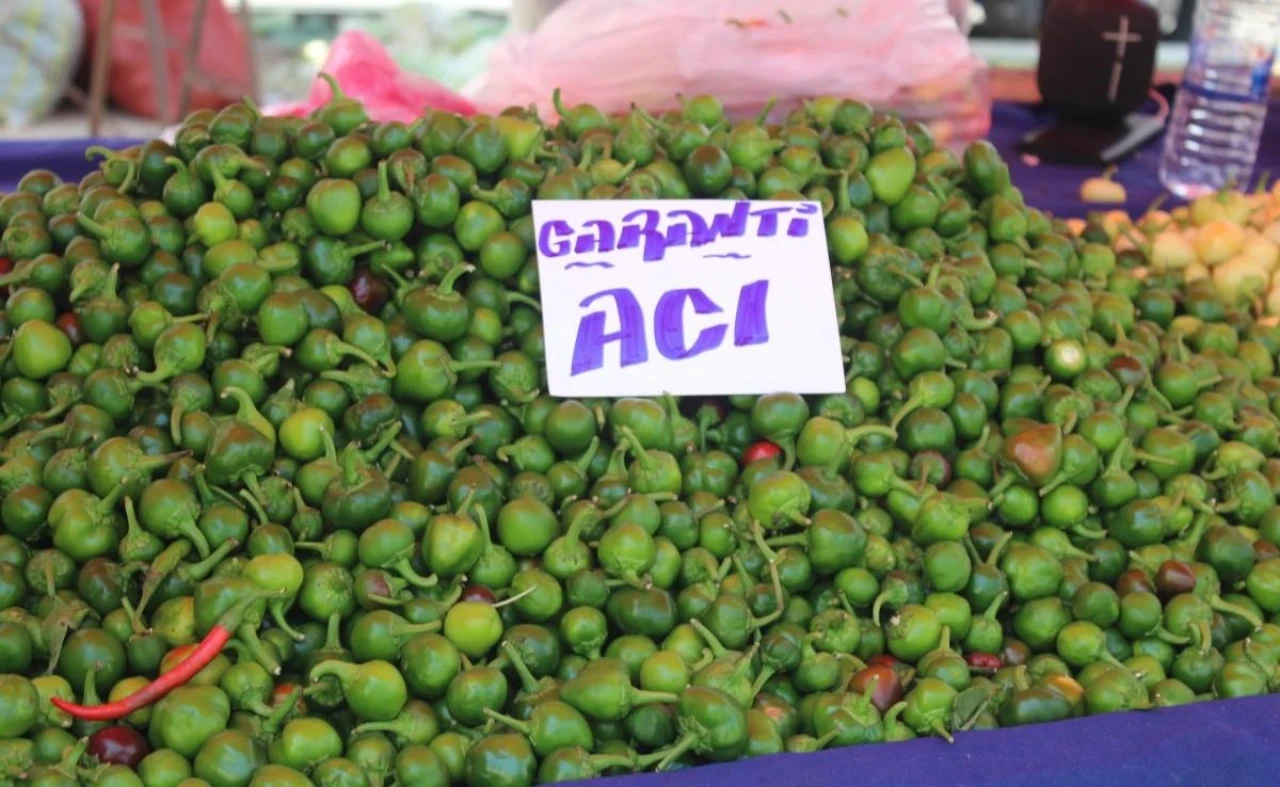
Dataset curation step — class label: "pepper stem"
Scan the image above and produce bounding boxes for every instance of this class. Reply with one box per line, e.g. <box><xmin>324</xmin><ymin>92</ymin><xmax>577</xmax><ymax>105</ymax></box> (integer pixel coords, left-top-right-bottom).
<box><xmin>551</xmin><ymin>87</ymin><xmax>572</xmax><ymax>124</ymax></box>
<box><xmin>339</xmin><ymin>442</ymin><xmax>364</xmax><ymax>486</ymax></box>
<box><xmin>1072</xmin><ymin>523</ymin><xmax>1107</xmax><ymax>540</ymax></box>
<box><xmin>506</xmin><ymin>292</ymin><xmax>543</xmax><ymax>312</ymax></box>
<box><xmin>755</xmin><ymin>96</ymin><xmax>778</xmax><ymax>126</ymax></box>
<box><xmin>85</xmin><ymin>144</ymin><xmax>127</xmax><ymax>162</ymax></box>
<box><xmin>182</xmin><ymin>537</ymin><xmax>241</xmax><ymax>584</ymax></box>
<box><xmin>262</xmin><ymin>686</ymin><xmax>301</xmax><ymax>735</ymax></box>
<box><xmin>80</xmin><ymin>661</ymin><xmax>101</xmax><ymax>708</ymax></box>
<box><xmin>629</xmin><ymin>688</ymin><xmax>681</xmax><ymax>707</ymax></box>
<box><xmin>236</xmin><ymin>475</ymin><xmax>269</xmax><ymax>519</ymax></box>
<box><xmin>835</xmin><ymin>169</ymin><xmax>852</xmax><ymax>214</ymax></box>
<box><xmin>394</xmin><ymin>560</ymin><xmax>439</xmax><ymax>590</ymax></box>
<box><xmin>481</xmin><ymin>707</ymin><xmax>531</xmax><ymax>734</ymax></box>
<box><xmin>220</xmin><ymin>386</ymin><xmax>275</xmax><ymax>445</ymax></box>
<box><xmin>0</xmin><ymin>268</ymin><xmax>30</xmax><ymax>288</ymax></box>
<box><xmin>930</xmin><ymin>718</ymin><xmax>955</xmax><ymax>744</ymax></box>
<box><xmin>763</xmin><ymin>534</ymin><xmax>805</xmax><ymax>548</ymax></box>
<box><xmin>449</xmin><ymin>360</ymin><xmax>501</xmax><ymax>373</ymax></box>
<box><xmin>128</xmin><ymin>451</ymin><xmax>192</xmax><ymax>490</ymax></box>
<box><xmin>617</xmin><ymin>426</ymin><xmax>656</xmax><ymax>472</ymax></box>
<box><xmin>209</xmin><ymin>164</ymin><xmax>235</xmax><ymax>196</ymax></box>
<box><xmin>688</xmin><ymin>618</ymin><xmax>729</xmax><ymax>659</ymax></box>
<box><xmin>235</xmin><ymin>490</ymin><xmax>270</xmax><ymax>528</ymax></box>
<box><xmin>846</xmin><ymin>423</ymin><xmax>898</xmax><ymax>446</ymax></box>
<box><xmin>131</xmin><ymin>536</ymin><xmax>192</xmax><ymax>631</ymax></box>
<box><xmin>493</xmin><ymin>585</ymin><xmax>537</xmax><ymax>609</ymax></box>
<box><xmin>169</xmin><ymin>404</ymin><xmax>189</xmax><ymax>445</ymax></box>
<box><xmin>238</xmin><ymin>625</ymin><xmax>283</xmax><ymax>675</ymax></box>
<box><xmin>57</xmin><ymin>736</ymin><xmax>90</xmax><ymax>773</ymax></box>
<box><xmin>94</xmin><ymin>479</ymin><xmax>130</xmax><ymax>519</ymax></box>
<box><xmin>76</xmin><ymin>213</ymin><xmax>109</xmax><ymax>240</ymax></box>
<box><xmin>216</xmin><ymin>589</ymin><xmax>284</xmax><ymax>634</ymax></box>
<box><xmin>308</xmin><ymin>659</ymin><xmax>360</xmax><ymax>690</ymax></box>
<box><xmin>363</xmin><ymin>421</ymin><xmax>405</xmax><ymax>464</ymax></box>
<box><xmin>379</xmin><ymin>265</ymin><xmax>416</xmax><ymax>305</ymax></box>
<box><xmin>1193</xmin><ymin>620</ymin><xmax>1212</xmax><ymax>656</ymax></box>
<box><xmin>436</xmin><ymin>262</ymin><xmax>473</xmax><ymax>297</ymax></box>
<box><xmin>638</xmin><ymin>731</ymin><xmax>697</xmax><ymax>772</ymax></box>
<box><xmin>501</xmin><ymin>641</ymin><xmax>541</xmax><ymax>694</ymax></box>
<box><xmin>375</xmin><ymin>159</ymin><xmax>392</xmax><ymax>202</ymax></box>
<box><xmin>871</xmin><ymin>591</ymin><xmax>891</xmax><ymax>627</ymax></box>
<box><xmin>750</xmin><ymin>665</ymin><xmax>777</xmax><ymax>699</ymax></box>
<box><xmin>346</xmin><ymin>240</ymin><xmax>387</xmax><ymax>259</ymax></box>
<box><xmin>1154</xmin><ymin>626</ymin><xmax>1191</xmax><ymax>645</ymax></box>
<box><xmin>589</xmin><ymin>752</ymin><xmax>639</xmax><ymax>774</ymax></box>
<box><xmin>1209</xmin><ymin>595</ymin><xmax>1264</xmax><ymax>631</ymax></box>
<box><xmin>984</xmin><ymin>591</ymin><xmax>1008</xmax><ymax>620</ymax></box>
<box><xmin>984</xmin><ymin>531</ymin><xmax>1014</xmax><ymax>567</ymax></box>
<box><xmin>268</xmin><ymin>599</ymin><xmax>307</xmax><ymax>642</ymax></box>
<box><xmin>319</xmin><ymin>72</ymin><xmax>347</xmax><ymax>100</ymax></box>
<box><xmin>474</xmin><ymin>505</ymin><xmax>493</xmax><ymax>548</ymax></box>
<box><xmin>571</xmin><ymin>436</ymin><xmax>601</xmax><ymax>476</ymax></box>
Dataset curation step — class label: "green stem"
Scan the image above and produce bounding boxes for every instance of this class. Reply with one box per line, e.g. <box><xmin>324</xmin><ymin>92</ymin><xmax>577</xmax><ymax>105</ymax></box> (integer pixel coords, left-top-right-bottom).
<box><xmin>76</xmin><ymin>213</ymin><xmax>108</xmax><ymax>240</ymax></box>
<box><xmin>688</xmin><ymin>618</ymin><xmax>729</xmax><ymax>659</ymax></box>
<box><xmin>436</xmin><ymin>262</ymin><xmax>473</xmax><ymax>297</ymax></box>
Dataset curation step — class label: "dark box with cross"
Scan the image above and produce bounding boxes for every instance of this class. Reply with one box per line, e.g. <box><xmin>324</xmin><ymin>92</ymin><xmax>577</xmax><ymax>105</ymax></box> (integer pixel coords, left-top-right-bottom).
<box><xmin>1038</xmin><ymin>0</ymin><xmax>1159</xmax><ymax>120</ymax></box>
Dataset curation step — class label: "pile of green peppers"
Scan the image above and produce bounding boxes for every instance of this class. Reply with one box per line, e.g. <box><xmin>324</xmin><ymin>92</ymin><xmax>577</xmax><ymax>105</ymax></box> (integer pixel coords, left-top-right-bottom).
<box><xmin>0</xmin><ymin>83</ymin><xmax>1279</xmax><ymax>787</ymax></box>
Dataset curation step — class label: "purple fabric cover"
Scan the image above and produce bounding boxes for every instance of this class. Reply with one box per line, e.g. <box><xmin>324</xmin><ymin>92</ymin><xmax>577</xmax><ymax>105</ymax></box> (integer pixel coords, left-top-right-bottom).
<box><xmin>3</xmin><ymin>108</ymin><xmax>1280</xmax><ymax>787</ymax></box>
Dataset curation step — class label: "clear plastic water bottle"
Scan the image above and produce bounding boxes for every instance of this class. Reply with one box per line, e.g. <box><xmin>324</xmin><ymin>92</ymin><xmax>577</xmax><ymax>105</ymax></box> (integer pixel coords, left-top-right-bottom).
<box><xmin>1158</xmin><ymin>0</ymin><xmax>1280</xmax><ymax>199</ymax></box>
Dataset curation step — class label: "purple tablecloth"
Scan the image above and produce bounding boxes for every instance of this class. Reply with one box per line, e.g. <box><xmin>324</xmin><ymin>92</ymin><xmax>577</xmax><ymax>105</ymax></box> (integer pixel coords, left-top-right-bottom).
<box><xmin>991</xmin><ymin>96</ymin><xmax>1280</xmax><ymax>218</ymax></box>
<box><xmin>602</xmin><ymin>695</ymin><xmax>1280</xmax><ymax>787</ymax></box>
<box><xmin>3</xmin><ymin>108</ymin><xmax>1280</xmax><ymax>786</ymax></box>
<box><xmin>3</xmin><ymin>99</ymin><xmax>1280</xmax><ymax>216</ymax></box>
<box><xmin>0</xmin><ymin>136</ymin><xmax>145</xmax><ymax>195</ymax></box>
<box><xmin>5</xmin><ymin>99</ymin><xmax>1280</xmax><ymax>217</ymax></box>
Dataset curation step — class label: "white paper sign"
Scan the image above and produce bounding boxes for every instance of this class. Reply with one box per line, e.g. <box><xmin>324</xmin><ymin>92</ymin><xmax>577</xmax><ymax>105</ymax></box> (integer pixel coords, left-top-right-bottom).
<box><xmin>531</xmin><ymin>199</ymin><xmax>845</xmax><ymax>397</ymax></box>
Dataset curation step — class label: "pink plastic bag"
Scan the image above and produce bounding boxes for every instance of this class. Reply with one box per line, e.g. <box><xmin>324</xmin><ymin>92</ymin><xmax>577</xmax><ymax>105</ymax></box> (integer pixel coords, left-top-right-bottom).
<box><xmin>265</xmin><ymin>30</ymin><xmax>477</xmax><ymax>122</ymax></box>
<box><xmin>471</xmin><ymin>0</ymin><xmax>990</xmax><ymax>145</ymax></box>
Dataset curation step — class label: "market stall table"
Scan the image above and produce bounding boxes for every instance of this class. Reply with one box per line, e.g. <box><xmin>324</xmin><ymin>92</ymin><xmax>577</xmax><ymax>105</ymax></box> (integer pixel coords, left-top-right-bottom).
<box><xmin>599</xmin><ymin>694</ymin><xmax>1280</xmax><ymax>787</ymax></box>
<box><xmin>5</xmin><ymin>99</ymin><xmax>1280</xmax><ymax>216</ymax></box>
<box><xmin>991</xmin><ymin>98</ymin><xmax>1280</xmax><ymax>219</ymax></box>
<box><xmin>3</xmin><ymin>99</ymin><xmax>1280</xmax><ymax>787</ymax></box>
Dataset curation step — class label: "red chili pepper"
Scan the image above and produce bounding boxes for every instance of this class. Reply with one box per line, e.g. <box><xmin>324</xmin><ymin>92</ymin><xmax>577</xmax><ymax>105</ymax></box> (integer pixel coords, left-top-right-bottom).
<box><xmin>349</xmin><ymin>266</ymin><xmax>390</xmax><ymax>314</ymax></box>
<box><xmin>87</xmin><ymin>726</ymin><xmax>150</xmax><ymax>768</ymax></box>
<box><xmin>847</xmin><ymin>665</ymin><xmax>904</xmax><ymax>714</ymax></box>
<box><xmin>866</xmin><ymin>653</ymin><xmax>901</xmax><ymax>668</ymax></box>
<box><xmin>160</xmin><ymin>642</ymin><xmax>220</xmax><ymax>677</ymax></box>
<box><xmin>742</xmin><ymin>440</ymin><xmax>782</xmax><ymax>464</ymax></box>
<box><xmin>965</xmin><ymin>652</ymin><xmax>1003</xmax><ymax>672</ymax></box>
<box><xmin>52</xmin><ymin>632</ymin><xmax>231</xmax><ymax>721</ymax></box>
<box><xmin>461</xmin><ymin>584</ymin><xmax>497</xmax><ymax>604</ymax></box>
<box><xmin>56</xmin><ymin>312</ymin><xmax>85</xmax><ymax>346</ymax></box>
<box><xmin>1154</xmin><ymin>559</ymin><xmax>1197</xmax><ymax>600</ymax></box>
<box><xmin>272</xmin><ymin>682</ymin><xmax>307</xmax><ymax>715</ymax></box>
<box><xmin>50</xmin><ymin>590</ymin><xmax>277</xmax><ymax>721</ymax></box>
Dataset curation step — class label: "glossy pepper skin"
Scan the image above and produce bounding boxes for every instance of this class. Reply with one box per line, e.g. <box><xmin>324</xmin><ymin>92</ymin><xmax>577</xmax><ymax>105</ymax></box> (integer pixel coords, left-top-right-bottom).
<box><xmin>5</xmin><ymin>83</ymin><xmax>1280</xmax><ymax>784</ymax></box>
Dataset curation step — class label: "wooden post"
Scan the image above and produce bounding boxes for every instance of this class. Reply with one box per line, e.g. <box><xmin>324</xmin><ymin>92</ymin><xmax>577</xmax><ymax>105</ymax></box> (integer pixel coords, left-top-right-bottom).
<box><xmin>140</xmin><ymin>0</ymin><xmax>172</xmax><ymax>123</ymax></box>
<box><xmin>87</xmin><ymin>0</ymin><xmax>120</xmax><ymax>136</ymax></box>
<box><xmin>177</xmin><ymin>0</ymin><xmax>211</xmax><ymax>120</ymax></box>
<box><xmin>85</xmin><ymin>0</ymin><xmax>255</xmax><ymax>130</ymax></box>
<box><xmin>239</xmin><ymin>0</ymin><xmax>260</xmax><ymax>104</ymax></box>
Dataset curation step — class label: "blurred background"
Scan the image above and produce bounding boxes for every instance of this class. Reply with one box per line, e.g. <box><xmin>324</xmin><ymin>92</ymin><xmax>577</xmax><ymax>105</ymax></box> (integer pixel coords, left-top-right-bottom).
<box><xmin>0</xmin><ymin>0</ymin><xmax>1215</xmax><ymax>139</ymax></box>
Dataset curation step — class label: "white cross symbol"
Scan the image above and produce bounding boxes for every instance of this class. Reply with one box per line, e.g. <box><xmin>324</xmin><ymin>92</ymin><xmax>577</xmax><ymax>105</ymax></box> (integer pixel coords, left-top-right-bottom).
<box><xmin>1102</xmin><ymin>16</ymin><xmax>1143</xmax><ymax>102</ymax></box>
<box><xmin>1102</xmin><ymin>15</ymin><xmax>1142</xmax><ymax>58</ymax></box>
